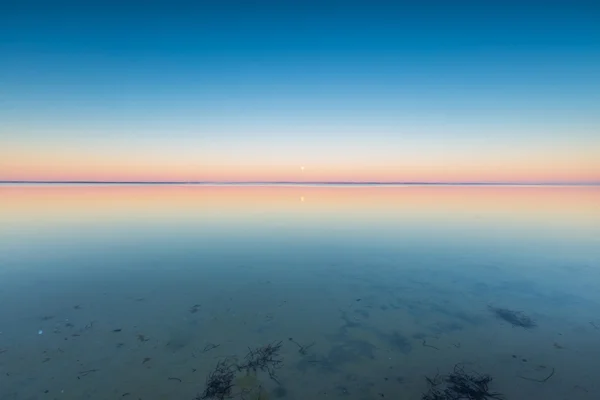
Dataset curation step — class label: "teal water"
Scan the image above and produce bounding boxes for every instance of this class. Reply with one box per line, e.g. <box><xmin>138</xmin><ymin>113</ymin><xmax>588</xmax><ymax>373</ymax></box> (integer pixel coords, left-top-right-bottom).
<box><xmin>0</xmin><ymin>185</ymin><xmax>599</xmax><ymax>400</ymax></box>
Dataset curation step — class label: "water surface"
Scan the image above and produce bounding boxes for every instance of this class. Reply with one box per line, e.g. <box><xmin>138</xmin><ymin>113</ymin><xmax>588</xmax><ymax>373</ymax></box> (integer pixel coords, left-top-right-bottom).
<box><xmin>1</xmin><ymin>185</ymin><xmax>599</xmax><ymax>399</ymax></box>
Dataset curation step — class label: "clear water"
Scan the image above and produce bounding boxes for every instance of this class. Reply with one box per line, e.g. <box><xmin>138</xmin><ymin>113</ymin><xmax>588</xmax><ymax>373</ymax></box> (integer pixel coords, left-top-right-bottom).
<box><xmin>1</xmin><ymin>184</ymin><xmax>599</xmax><ymax>400</ymax></box>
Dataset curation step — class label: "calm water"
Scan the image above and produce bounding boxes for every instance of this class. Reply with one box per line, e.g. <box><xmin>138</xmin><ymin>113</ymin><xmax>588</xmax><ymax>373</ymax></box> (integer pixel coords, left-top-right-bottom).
<box><xmin>1</xmin><ymin>184</ymin><xmax>599</xmax><ymax>400</ymax></box>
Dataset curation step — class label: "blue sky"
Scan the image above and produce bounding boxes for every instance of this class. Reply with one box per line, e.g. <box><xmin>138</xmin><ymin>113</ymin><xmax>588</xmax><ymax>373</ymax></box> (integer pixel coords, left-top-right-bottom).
<box><xmin>1</xmin><ymin>1</ymin><xmax>599</xmax><ymax>182</ymax></box>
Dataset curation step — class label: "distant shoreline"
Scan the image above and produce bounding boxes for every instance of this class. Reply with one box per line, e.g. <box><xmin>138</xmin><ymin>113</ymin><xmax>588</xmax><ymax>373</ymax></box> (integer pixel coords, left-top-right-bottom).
<box><xmin>0</xmin><ymin>181</ymin><xmax>598</xmax><ymax>187</ymax></box>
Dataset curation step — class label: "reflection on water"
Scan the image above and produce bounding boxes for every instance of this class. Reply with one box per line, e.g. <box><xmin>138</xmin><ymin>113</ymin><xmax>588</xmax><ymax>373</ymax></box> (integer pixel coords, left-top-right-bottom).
<box><xmin>0</xmin><ymin>184</ymin><xmax>599</xmax><ymax>399</ymax></box>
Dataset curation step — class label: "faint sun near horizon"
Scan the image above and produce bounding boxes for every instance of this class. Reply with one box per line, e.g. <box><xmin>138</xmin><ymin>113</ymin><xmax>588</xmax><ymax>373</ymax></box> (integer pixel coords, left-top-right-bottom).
<box><xmin>300</xmin><ymin>166</ymin><xmax>305</xmax><ymax>171</ymax></box>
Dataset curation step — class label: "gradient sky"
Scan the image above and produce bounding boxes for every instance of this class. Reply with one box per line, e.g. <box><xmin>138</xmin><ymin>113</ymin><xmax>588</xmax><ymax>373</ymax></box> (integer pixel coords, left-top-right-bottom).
<box><xmin>1</xmin><ymin>1</ymin><xmax>599</xmax><ymax>183</ymax></box>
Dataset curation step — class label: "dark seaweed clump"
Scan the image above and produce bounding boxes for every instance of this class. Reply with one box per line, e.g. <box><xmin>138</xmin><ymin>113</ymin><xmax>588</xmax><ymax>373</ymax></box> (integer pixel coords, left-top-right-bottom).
<box><xmin>197</xmin><ymin>360</ymin><xmax>235</xmax><ymax>400</ymax></box>
<box><xmin>489</xmin><ymin>306</ymin><xmax>536</xmax><ymax>328</ymax></box>
<box><xmin>237</xmin><ymin>341</ymin><xmax>284</xmax><ymax>384</ymax></box>
<box><xmin>422</xmin><ymin>364</ymin><xmax>504</xmax><ymax>400</ymax></box>
<box><xmin>198</xmin><ymin>341</ymin><xmax>284</xmax><ymax>399</ymax></box>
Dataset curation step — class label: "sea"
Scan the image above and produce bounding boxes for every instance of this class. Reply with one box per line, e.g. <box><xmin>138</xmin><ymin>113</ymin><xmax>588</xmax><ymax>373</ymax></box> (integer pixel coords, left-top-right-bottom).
<box><xmin>0</xmin><ymin>184</ymin><xmax>599</xmax><ymax>400</ymax></box>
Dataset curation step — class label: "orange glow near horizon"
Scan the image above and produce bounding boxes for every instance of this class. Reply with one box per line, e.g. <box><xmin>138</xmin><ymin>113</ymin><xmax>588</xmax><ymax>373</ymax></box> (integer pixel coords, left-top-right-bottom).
<box><xmin>1</xmin><ymin>185</ymin><xmax>598</xmax><ymax>232</ymax></box>
<box><xmin>2</xmin><ymin>157</ymin><xmax>599</xmax><ymax>184</ymax></box>
<box><xmin>1</xmin><ymin>138</ymin><xmax>599</xmax><ymax>183</ymax></box>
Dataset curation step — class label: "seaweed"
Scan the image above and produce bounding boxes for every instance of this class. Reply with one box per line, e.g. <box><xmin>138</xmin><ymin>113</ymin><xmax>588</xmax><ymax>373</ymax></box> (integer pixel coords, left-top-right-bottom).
<box><xmin>422</xmin><ymin>364</ymin><xmax>504</xmax><ymax>400</ymax></box>
<box><xmin>488</xmin><ymin>306</ymin><xmax>536</xmax><ymax>328</ymax></box>
<box><xmin>518</xmin><ymin>366</ymin><xmax>555</xmax><ymax>383</ymax></box>
<box><xmin>198</xmin><ymin>359</ymin><xmax>236</xmax><ymax>400</ymax></box>
<box><xmin>237</xmin><ymin>341</ymin><xmax>283</xmax><ymax>384</ymax></box>
<box><xmin>137</xmin><ymin>334</ymin><xmax>150</xmax><ymax>342</ymax></box>
<box><xmin>198</xmin><ymin>341</ymin><xmax>284</xmax><ymax>399</ymax></box>
<box><xmin>288</xmin><ymin>338</ymin><xmax>315</xmax><ymax>355</ymax></box>
<box><xmin>77</xmin><ymin>369</ymin><xmax>99</xmax><ymax>379</ymax></box>
<box><xmin>190</xmin><ymin>304</ymin><xmax>202</xmax><ymax>314</ymax></box>
<box><xmin>422</xmin><ymin>339</ymin><xmax>440</xmax><ymax>350</ymax></box>
<box><xmin>202</xmin><ymin>343</ymin><xmax>221</xmax><ymax>353</ymax></box>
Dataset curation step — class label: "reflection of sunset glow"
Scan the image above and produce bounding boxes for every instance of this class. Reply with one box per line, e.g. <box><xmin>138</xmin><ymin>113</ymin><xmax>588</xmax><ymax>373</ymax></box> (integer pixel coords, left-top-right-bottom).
<box><xmin>1</xmin><ymin>185</ymin><xmax>598</xmax><ymax>233</ymax></box>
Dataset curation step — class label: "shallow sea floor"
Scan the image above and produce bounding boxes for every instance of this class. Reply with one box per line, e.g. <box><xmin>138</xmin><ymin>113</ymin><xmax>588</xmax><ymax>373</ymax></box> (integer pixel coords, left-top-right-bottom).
<box><xmin>1</xmin><ymin>185</ymin><xmax>599</xmax><ymax>400</ymax></box>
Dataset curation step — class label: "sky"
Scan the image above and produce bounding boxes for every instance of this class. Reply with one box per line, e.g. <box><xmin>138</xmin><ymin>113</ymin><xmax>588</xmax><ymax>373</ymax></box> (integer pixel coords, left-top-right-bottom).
<box><xmin>1</xmin><ymin>1</ymin><xmax>599</xmax><ymax>183</ymax></box>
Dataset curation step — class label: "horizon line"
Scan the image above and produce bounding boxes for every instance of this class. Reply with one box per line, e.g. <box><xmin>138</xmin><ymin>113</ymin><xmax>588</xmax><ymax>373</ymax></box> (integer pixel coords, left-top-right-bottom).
<box><xmin>1</xmin><ymin>180</ymin><xmax>599</xmax><ymax>187</ymax></box>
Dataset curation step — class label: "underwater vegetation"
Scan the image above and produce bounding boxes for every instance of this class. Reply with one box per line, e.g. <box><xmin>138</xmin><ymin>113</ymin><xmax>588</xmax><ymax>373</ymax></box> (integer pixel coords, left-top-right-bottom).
<box><xmin>236</xmin><ymin>341</ymin><xmax>283</xmax><ymax>383</ymax></box>
<box><xmin>198</xmin><ymin>359</ymin><xmax>236</xmax><ymax>400</ymax></box>
<box><xmin>198</xmin><ymin>341</ymin><xmax>283</xmax><ymax>399</ymax></box>
<box><xmin>488</xmin><ymin>306</ymin><xmax>536</xmax><ymax>329</ymax></box>
<box><xmin>288</xmin><ymin>337</ymin><xmax>315</xmax><ymax>355</ymax></box>
<box><xmin>422</xmin><ymin>364</ymin><xmax>504</xmax><ymax>400</ymax></box>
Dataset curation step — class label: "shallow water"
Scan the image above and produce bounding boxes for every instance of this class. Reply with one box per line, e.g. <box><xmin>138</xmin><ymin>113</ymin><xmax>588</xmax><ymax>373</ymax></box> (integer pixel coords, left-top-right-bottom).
<box><xmin>1</xmin><ymin>184</ymin><xmax>599</xmax><ymax>400</ymax></box>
